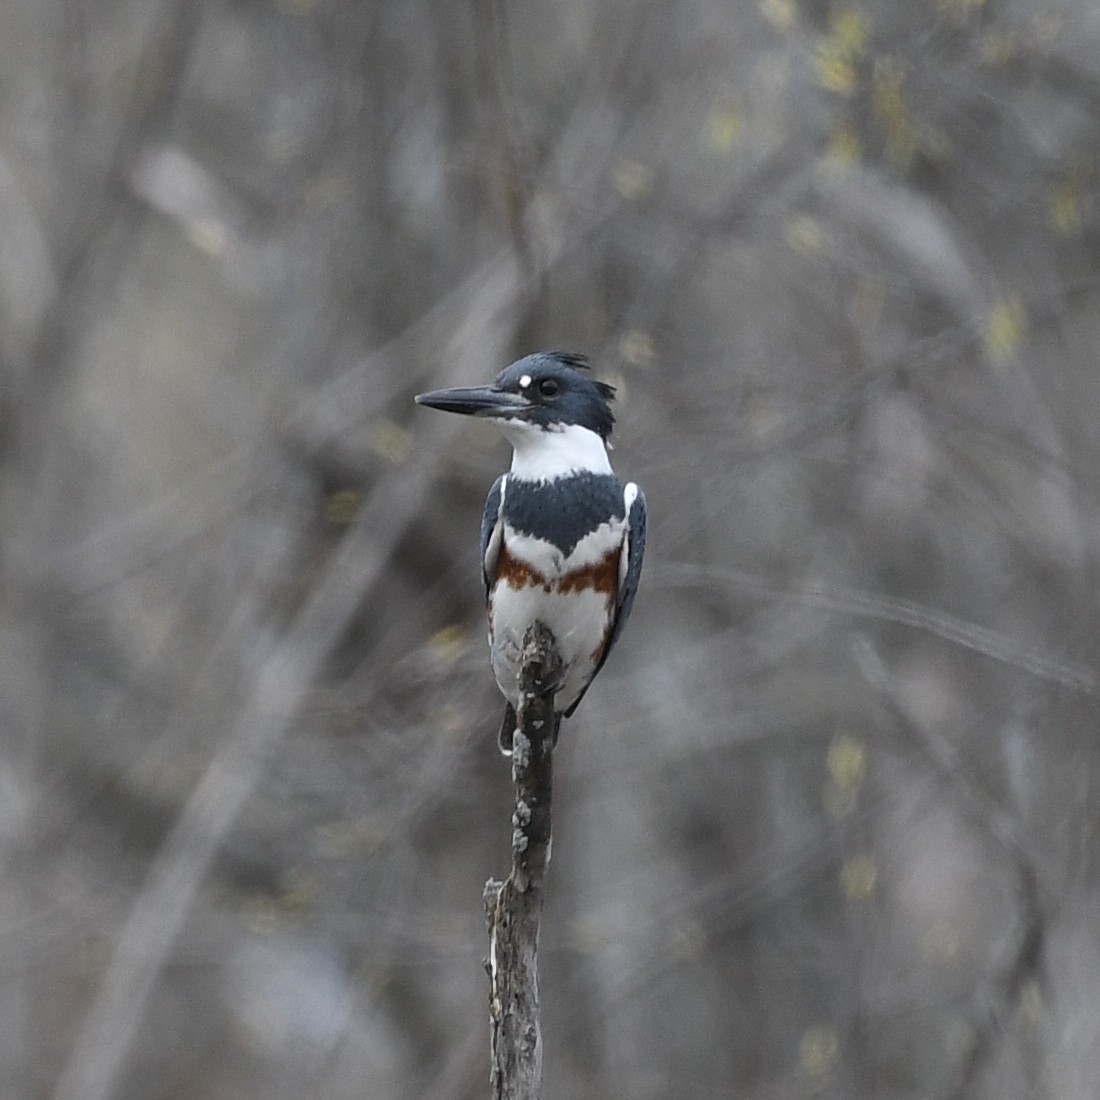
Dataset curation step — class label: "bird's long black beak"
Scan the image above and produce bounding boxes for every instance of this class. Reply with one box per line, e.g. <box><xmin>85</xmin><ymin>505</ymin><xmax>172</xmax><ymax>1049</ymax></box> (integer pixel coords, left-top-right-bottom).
<box><xmin>414</xmin><ymin>385</ymin><xmax>529</xmax><ymax>418</ymax></box>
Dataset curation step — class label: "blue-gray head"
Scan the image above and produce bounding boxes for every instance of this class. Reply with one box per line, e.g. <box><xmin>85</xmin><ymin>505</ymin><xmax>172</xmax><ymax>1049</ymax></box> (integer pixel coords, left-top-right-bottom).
<box><xmin>415</xmin><ymin>352</ymin><xmax>617</xmax><ymax>442</ymax></box>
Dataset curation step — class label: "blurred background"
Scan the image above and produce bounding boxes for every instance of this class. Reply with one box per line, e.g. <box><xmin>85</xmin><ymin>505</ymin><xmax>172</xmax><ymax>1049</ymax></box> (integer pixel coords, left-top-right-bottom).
<box><xmin>3</xmin><ymin>0</ymin><xmax>1100</xmax><ymax>1097</ymax></box>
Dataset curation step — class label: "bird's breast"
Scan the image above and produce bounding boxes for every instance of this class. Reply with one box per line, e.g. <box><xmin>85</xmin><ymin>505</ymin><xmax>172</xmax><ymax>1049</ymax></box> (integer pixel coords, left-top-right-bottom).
<box><xmin>492</xmin><ymin>535</ymin><xmax>620</xmax><ymax>597</ymax></box>
<box><xmin>498</xmin><ymin>518</ymin><xmax>624</xmax><ymax>584</ymax></box>
<box><xmin>487</xmin><ymin>533</ymin><xmax>620</xmax><ymax>711</ymax></box>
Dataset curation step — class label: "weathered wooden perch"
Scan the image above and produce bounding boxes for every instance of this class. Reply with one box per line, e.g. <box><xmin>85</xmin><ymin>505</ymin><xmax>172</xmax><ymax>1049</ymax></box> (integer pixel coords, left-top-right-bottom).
<box><xmin>483</xmin><ymin>622</ymin><xmax>561</xmax><ymax>1100</ymax></box>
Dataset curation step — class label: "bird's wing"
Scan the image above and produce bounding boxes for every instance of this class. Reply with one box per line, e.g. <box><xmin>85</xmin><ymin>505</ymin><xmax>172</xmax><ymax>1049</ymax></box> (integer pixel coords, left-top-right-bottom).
<box><xmin>563</xmin><ymin>481</ymin><xmax>646</xmax><ymax>717</ymax></box>
<box><xmin>480</xmin><ymin>474</ymin><xmax>506</xmax><ymax>602</ymax></box>
<box><xmin>610</xmin><ymin>482</ymin><xmax>647</xmax><ymax>649</ymax></box>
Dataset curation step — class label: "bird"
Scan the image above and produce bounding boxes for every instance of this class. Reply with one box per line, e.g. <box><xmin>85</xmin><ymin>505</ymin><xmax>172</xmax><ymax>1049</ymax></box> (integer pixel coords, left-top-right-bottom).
<box><xmin>416</xmin><ymin>351</ymin><xmax>646</xmax><ymax>753</ymax></box>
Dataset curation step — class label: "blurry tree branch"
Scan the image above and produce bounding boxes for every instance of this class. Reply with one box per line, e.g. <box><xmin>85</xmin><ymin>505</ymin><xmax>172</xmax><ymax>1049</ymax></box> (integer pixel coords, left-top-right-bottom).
<box><xmin>26</xmin><ymin>0</ymin><xmax>203</xmax><ymax>384</ymax></box>
<box><xmin>49</xmin><ymin>434</ymin><xmax>450</xmax><ymax>1100</ymax></box>
<box><xmin>657</xmin><ymin>563</ymin><xmax>1098</xmax><ymax>696</ymax></box>
<box><xmin>472</xmin><ymin>0</ymin><xmax>539</xmax><ymax>293</ymax></box>
<box><xmin>47</xmin><ymin>258</ymin><xmax>527</xmax><ymax>1100</ymax></box>
<box><xmin>484</xmin><ymin>622</ymin><xmax>560</xmax><ymax>1100</ymax></box>
<box><xmin>857</xmin><ymin>644</ymin><xmax>1048</xmax><ymax>1100</ymax></box>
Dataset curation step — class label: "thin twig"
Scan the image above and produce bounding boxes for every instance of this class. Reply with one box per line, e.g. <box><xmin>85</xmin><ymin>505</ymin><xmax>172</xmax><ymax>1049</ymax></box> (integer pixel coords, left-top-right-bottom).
<box><xmin>484</xmin><ymin>622</ymin><xmax>560</xmax><ymax>1100</ymax></box>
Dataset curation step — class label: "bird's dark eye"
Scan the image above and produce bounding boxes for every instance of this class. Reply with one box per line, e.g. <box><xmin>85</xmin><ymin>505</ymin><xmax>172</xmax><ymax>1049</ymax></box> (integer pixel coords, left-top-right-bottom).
<box><xmin>538</xmin><ymin>378</ymin><xmax>560</xmax><ymax>398</ymax></box>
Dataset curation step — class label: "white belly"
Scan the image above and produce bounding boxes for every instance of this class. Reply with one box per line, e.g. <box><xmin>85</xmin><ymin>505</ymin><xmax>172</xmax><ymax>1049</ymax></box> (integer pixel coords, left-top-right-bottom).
<box><xmin>489</xmin><ymin>584</ymin><xmax>612</xmax><ymax>712</ymax></box>
<box><xmin>488</xmin><ymin>522</ymin><xmax>623</xmax><ymax>713</ymax></box>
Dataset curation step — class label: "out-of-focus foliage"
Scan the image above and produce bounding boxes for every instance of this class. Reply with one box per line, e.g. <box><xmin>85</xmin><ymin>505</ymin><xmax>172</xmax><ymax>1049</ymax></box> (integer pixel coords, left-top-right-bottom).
<box><xmin>3</xmin><ymin>1</ymin><xmax>1100</xmax><ymax>1097</ymax></box>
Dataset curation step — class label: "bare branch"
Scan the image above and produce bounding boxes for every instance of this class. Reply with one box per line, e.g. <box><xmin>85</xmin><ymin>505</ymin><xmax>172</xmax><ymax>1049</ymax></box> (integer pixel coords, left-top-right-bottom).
<box><xmin>484</xmin><ymin>622</ymin><xmax>560</xmax><ymax>1100</ymax></box>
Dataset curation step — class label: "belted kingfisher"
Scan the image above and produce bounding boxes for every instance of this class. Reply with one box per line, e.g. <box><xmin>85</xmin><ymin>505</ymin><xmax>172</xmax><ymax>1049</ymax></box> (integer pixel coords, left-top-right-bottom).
<box><xmin>416</xmin><ymin>352</ymin><xmax>647</xmax><ymax>752</ymax></box>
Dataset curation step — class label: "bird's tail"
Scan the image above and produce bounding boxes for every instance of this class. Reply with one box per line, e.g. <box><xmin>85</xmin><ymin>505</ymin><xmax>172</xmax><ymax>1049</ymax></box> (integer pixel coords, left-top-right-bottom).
<box><xmin>497</xmin><ymin>703</ymin><xmax>561</xmax><ymax>755</ymax></box>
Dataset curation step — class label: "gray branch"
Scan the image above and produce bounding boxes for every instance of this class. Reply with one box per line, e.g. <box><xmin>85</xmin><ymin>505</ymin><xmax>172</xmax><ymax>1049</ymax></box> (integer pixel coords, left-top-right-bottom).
<box><xmin>484</xmin><ymin>622</ymin><xmax>561</xmax><ymax>1100</ymax></box>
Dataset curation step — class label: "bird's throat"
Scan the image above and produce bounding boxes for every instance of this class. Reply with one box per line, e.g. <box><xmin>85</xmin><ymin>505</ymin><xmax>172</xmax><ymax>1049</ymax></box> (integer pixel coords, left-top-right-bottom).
<box><xmin>503</xmin><ymin>422</ymin><xmax>612</xmax><ymax>480</ymax></box>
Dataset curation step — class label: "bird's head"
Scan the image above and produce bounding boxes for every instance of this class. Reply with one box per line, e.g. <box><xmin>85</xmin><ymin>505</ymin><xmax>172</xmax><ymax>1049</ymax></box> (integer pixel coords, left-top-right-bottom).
<box><xmin>415</xmin><ymin>352</ymin><xmax>617</xmax><ymax>442</ymax></box>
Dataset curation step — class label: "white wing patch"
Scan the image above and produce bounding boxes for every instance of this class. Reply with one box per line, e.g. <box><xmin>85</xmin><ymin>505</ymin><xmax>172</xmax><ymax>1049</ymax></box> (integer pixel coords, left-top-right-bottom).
<box><xmin>483</xmin><ymin>478</ymin><xmax>506</xmax><ymax>581</ymax></box>
<box><xmin>620</xmin><ymin>482</ymin><xmax>639</xmax><ymax>590</ymax></box>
